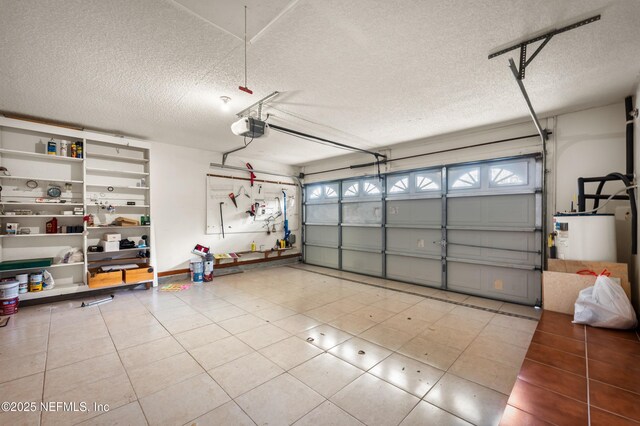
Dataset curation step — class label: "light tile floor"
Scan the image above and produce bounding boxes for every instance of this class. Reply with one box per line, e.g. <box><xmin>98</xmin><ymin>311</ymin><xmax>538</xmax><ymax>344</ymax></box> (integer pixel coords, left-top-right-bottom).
<box><xmin>0</xmin><ymin>264</ymin><xmax>541</xmax><ymax>426</ymax></box>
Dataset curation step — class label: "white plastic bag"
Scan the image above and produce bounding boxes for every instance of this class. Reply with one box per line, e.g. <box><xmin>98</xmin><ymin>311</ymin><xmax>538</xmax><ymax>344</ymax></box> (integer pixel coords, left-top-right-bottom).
<box><xmin>43</xmin><ymin>269</ymin><xmax>55</xmax><ymax>290</ymax></box>
<box><xmin>573</xmin><ymin>274</ymin><xmax>637</xmax><ymax>329</ymax></box>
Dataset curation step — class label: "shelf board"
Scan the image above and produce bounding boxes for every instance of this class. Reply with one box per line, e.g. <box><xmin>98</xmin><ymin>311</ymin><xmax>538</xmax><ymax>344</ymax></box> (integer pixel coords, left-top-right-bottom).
<box><xmin>18</xmin><ymin>280</ymin><xmax>152</xmax><ymax>300</ymax></box>
<box><xmin>87</xmin><ymin>153</ymin><xmax>148</xmax><ymax>163</ymax></box>
<box><xmin>87</xmin><ymin>247</ymin><xmax>150</xmax><ymax>256</ymax></box>
<box><xmin>86</xmin><ymin>168</ymin><xmax>148</xmax><ymax>177</ymax></box>
<box><xmin>0</xmin><ymin>262</ymin><xmax>84</xmax><ymax>273</ymax></box>
<box><xmin>0</xmin><ymin>148</ymin><xmax>84</xmax><ymax>163</ymax></box>
<box><xmin>88</xmin><ymin>257</ymin><xmax>149</xmax><ymax>266</ymax></box>
<box><xmin>0</xmin><ymin>215</ymin><xmax>84</xmax><ymax>218</ymax></box>
<box><xmin>0</xmin><ymin>175</ymin><xmax>83</xmax><ymax>184</ymax></box>
<box><xmin>86</xmin><ymin>184</ymin><xmax>149</xmax><ymax>190</ymax></box>
<box><xmin>87</xmin><ymin>225</ymin><xmax>150</xmax><ymax>230</ymax></box>
<box><xmin>18</xmin><ymin>284</ymin><xmax>87</xmax><ymax>301</ymax></box>
<box><xmin>0</xmin><ymin>202</ymin><xmax>84</xmax><ymax>206</ymax></box>
<box><xmin>0</xmin><ymin>233</ymin><xmax>83</xmax><ymax>238</ymax></box>
<box><xmin>86</xmin><ymin>204</ymin><xmax>149</xmax><ymax>208</ymax></box>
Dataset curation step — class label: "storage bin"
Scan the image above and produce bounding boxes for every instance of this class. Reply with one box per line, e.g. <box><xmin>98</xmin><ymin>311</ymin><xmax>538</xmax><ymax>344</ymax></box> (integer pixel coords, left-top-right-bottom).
<box><xmin>123</xmin><ymin>265</ymin><xmax>154</xmax><ymax>284</ymax></box>
<box><xmin>87</xmin><ymin>270</ymin><xmax>123</xmax><ymax>288</ymax></box>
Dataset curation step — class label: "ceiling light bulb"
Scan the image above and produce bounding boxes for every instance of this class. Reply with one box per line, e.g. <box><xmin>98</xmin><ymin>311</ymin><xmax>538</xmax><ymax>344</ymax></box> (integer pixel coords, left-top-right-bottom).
<box><xmin>220</xmin><ymin>96</ymin><xmax>231</xmax><ymax>111</ymax></box>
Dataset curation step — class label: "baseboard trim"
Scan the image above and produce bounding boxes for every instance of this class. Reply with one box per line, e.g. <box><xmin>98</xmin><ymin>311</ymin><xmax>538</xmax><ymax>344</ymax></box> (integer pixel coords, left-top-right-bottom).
<box><xmin>158</xmin><ymin>253</ymin><xmax>302</xmax><ymax>277</ymax></box>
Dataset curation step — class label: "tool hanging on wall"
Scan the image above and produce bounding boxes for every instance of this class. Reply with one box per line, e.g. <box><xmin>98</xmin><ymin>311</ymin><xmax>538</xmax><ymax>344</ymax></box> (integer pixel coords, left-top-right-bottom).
<box><xmin>246</xmin><ymin>163</ymin><xmax>256</xmax><ymax>186</ymax></box>
<box><xmin>282</xmin><ymin>190</ymin><xmax>291</xmax><ymax>243</ymax></box>
<box><xmin>236</xmin><ymin>185</ymin><xmax>250</xmax><ymax>198</ymax></box>
<box><xmin>228</xmin><ymin>192</ymin><xmax>238</xmax><ymax>208</ymax></box>
<box><xmin>219</xmin><ymin>202</ymin><xmax>225</xmax><ymax>238</ymax></box>
<box><xmin>238</xmin><ymin>5</ymin><xmax>253</xmax><ymax>95</ymax></box>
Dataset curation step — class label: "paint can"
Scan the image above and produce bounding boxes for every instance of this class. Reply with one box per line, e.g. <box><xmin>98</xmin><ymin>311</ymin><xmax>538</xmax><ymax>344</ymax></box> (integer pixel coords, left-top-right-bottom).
<box><xmin>0</xmin><ymin>279</ymin><xmax>20</xmax><ymax>315</ymax></box>
<box><xmin>0</xmin><ymin>297</ymin><xmax>19</xmax><ymax>315</ymax></box>
<box><xmin>190</xmin><ymin>259</ymin><xmax>203</xmax><ymax>283</ymax></box>
<box><xmin>16</xmin><ymin>274</ymin><xmax>29</xmax><ymax>294</ymax></box>
<box><xmin>29</xmin><ymin>273</ymin><xmax>43</xmax><ymax>292</ymax></box>
<box><xmin>203</xmin><ymin>253</ymin><xmax>214</xmax><ymax>282</ymax></box>
<box><xmin>0</xmin><ymin>279</ymin><xmax>19</xmax><ymax>299</ymax></box>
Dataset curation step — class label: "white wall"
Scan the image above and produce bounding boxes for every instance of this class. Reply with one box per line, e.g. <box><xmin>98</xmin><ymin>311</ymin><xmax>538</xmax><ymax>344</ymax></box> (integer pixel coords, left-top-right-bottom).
<box><xmin>554</xmin><ymin>103</ymin><xmax>632</xmax><ymax>266</ymax></box>
<box><xmin>150</xmin><ymin>143</ymin><xmax>300</xmax><ymax>272</ymax></box>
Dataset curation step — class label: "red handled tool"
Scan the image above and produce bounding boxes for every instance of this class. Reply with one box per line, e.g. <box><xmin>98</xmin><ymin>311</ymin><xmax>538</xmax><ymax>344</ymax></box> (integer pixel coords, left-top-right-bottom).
<box><xmin>246</xmin><ymin>163</ymin><xmax>256</xmax><ymax>186</ymax></box>
<box><xmin>228</xmin><ymin>192</ymin><xmax>238</xmax><ymax>208</ymax></box>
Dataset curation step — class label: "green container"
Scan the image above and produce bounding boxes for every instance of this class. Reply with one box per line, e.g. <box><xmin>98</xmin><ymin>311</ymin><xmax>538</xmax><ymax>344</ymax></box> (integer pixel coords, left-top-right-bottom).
<box><xmin>0</xmin><ymin>258</ymin><xmax>53</xmax><ymax>271</ymax></box>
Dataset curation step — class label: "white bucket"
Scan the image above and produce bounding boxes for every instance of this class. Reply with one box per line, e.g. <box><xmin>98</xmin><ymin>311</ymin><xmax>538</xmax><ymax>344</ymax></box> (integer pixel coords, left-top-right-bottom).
<box><xmin>16</xmin><ymin>274</ymin><xmax>29</xmax><ymax>294</ymax></box>
<box><xmin>0</xmin><ymin>280</ymin><xmax>20</xmax><ymax>299</ymax></box>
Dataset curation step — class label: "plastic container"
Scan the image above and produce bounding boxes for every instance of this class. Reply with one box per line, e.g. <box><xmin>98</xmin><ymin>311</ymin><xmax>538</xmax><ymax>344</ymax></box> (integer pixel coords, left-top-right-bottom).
<box><xmin>190</xmin><ymin>259</ymin><xmax>203</xmax><ymax>283</ymax></box>
<box><xmin>0</xmin><ymin>279</ymin><xmax>20</xmax><ymax>316</ymax></box>
<box><xmin>29</xmin><ymin>273</ymin><xmax>43</xmax><ymax>292</ymax></box>
<box><xmin>553</xmin><ymin>214</ymin><xmax>617</xmax><ymax>261</ymax></box>
<box><xmin>47</xmin><ymin>140</ymin><xmax>57</xmax><ymax>155</ymax></box>
<box><xmin>0</xmin><ymin>297</ymin><xmax>19</xmax><ymax>315</ymax></box>
<box><xmin>16</xmin><ymin>274</ymin><xmax>29</xmax><ymax>294</ymax></box>
<box><xmin>0</xmin><ymin>279</ymin><xmax>19</xmax><ymax>299</ymax></box>
<box><xmin>203</xmin><ymin>253</ymin><xmax>214</xmax><ymax>282</ymax></box>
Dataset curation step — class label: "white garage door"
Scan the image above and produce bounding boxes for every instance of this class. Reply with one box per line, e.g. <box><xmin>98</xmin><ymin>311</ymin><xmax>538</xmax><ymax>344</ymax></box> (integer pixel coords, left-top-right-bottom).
<box><xmin>303</xmin><ymin>155</ymin><xmax>542</xmax><ymax>305</ymax></box>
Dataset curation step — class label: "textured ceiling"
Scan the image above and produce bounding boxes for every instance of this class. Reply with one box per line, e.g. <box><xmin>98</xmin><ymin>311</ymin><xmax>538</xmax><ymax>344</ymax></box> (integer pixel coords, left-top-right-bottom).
<box><xmin>1</xmin><ymin>0</ymin><xmax>639</xmax><ymax>165</ymax></box>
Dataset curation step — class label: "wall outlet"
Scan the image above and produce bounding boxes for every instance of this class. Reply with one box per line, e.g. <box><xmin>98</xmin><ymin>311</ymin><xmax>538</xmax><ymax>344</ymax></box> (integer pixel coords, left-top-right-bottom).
<box><xmin>494</xmin><ymin>279</ymin><xmax>503</xmax><ymax>290</ymax></box>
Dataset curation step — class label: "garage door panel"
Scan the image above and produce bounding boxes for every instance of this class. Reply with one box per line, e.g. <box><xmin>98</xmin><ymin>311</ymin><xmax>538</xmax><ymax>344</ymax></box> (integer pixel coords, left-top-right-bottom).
<box><xmin>342</xmin><ymin>227</ymin><xmax>382</xmax><ymax>251</ymax></box>
<box><xmin>306</xmin><ymin>203</ymin><xmax>339</xmax><ymax>224</ymax></box>
<box><xmin>387</xmin><ymin>228</ymin><xmax>441</xmax><ymax>256</ymax></box>
<box><xmin>447</xmin><ymin>230</ymin><xmax>540</xmax><ymax>266</ymax></box>
<box><xmin>447</xmin><ymin>261</ymin><xmax>539</xmax><ymax>304</ymax></box>
<box><xmin>342</xmin><ymin>250</ymin><xmax>382</xmax><ymax>276</ymax></box>
<box><xmin>386</xmin><ymin>255</ymin><xmax>441</xmax><ymax>287</ymax></box>
<box><xmin>342</xmin><ymin>202</ymin><xmax>382</xmax><ymax>224</ymax></box>
<box><xmin>305</xmin><ymin>225</ymin><xmax>339</xmax><ymax>247</ymax></box>
<box><xmin>448</xmin><ymin>194</ymin><xmax>535</xmax><ymax>229</ymax></box>
<box><xmin>387</xmin><ymin>199</ymin><xmax>441</xmax><ymax>226</ymax></box>
<box><xmin>305</xmin><ymin>246</ymin><xmax>339</xmax><ymax>269</ymax></box>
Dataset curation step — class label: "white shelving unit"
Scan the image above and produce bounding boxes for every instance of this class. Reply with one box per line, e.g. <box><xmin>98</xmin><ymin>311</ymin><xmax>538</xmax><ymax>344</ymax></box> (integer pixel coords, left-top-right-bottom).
<box><xmin>0</xmin><ymin>116</ymin><xmax>156</xmax><ymax>302</ymax></box>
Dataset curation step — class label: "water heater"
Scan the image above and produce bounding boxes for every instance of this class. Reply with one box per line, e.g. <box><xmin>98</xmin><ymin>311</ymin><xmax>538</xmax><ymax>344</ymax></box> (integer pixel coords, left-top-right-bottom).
<box><xmin>553</xmin><ymin>214</ymin><xmax>617</xmax><ymax>261</ymax></box>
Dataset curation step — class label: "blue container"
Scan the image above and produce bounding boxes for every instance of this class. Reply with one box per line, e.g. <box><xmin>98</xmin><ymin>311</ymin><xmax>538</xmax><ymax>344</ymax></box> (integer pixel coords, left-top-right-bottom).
<box><xmin>190</xmin><ymin>259</ymin><xmax>204</xmax><ymax>283</ymax></box>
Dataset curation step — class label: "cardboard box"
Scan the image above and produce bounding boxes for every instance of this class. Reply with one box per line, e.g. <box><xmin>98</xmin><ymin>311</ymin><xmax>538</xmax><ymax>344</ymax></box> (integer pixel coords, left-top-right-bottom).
<box><xmin>547</xmin><ymin>259</ymin><xmax>630</xmax><ymax>297</ymax></box>
<box><xmin>103</xmin><ymin>233</ymin><xmax>121</xmax><ymax>242</ymax></box>
<box><xmin>543</xmin><ymin>270</ymin><xmax>626</xmax><ymax>315</ymax></box>
<box><xmin>98</xmin><ymin>240</ymin><xmax>120</xmax><ymax>252</ymax></box>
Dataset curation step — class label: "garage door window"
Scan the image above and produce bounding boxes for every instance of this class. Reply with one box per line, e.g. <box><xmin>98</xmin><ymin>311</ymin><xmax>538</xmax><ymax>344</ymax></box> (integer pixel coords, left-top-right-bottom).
<box><xmin>307</xmin><ymin>185</ymin><xmax>323</xmax><ymax>201</ymax></box>
<box><xmin>415</xmin><ymin>171</ymin><xmax>441</xmax><ymax>192</ymax></box>
<box><xmin>343</xmin><ymin>181</ymin><xmax>359</xmax><ymax>197</ymax></box>
<box><xmin>362</xmin><ymin>179</ymin><xmax>382</xmax><ymax>196</ymax></box>
<box><xmin>449</xmin><ymin>166</ymin><xmax>480</xmax><ymax>189</ymax></box>
<box><xmin>489</xmin><ymin>161</ymin><xmax>528</xmax><ymax>187</ymax></box>
<box><xmin>324</xmin><ymin>183</ymin><xmax>339</xmax><ymax>198</ymax></box>
<box><xmin>388</xmin><ymin>175</ymin><xmax>409</xmax><ymax>194</ymax></box>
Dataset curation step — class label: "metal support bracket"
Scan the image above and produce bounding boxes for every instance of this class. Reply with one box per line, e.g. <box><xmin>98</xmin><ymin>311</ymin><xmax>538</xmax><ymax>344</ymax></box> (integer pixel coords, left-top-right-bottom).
<box><xmin>508</xmin><ymin>59</ymin><xmax>548</xmax><ymax>142</ymax></box>
<box><xmin>489</xmin><ymin>15</ymin><xmax>600</xmax><ymax>79</ymax></box>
